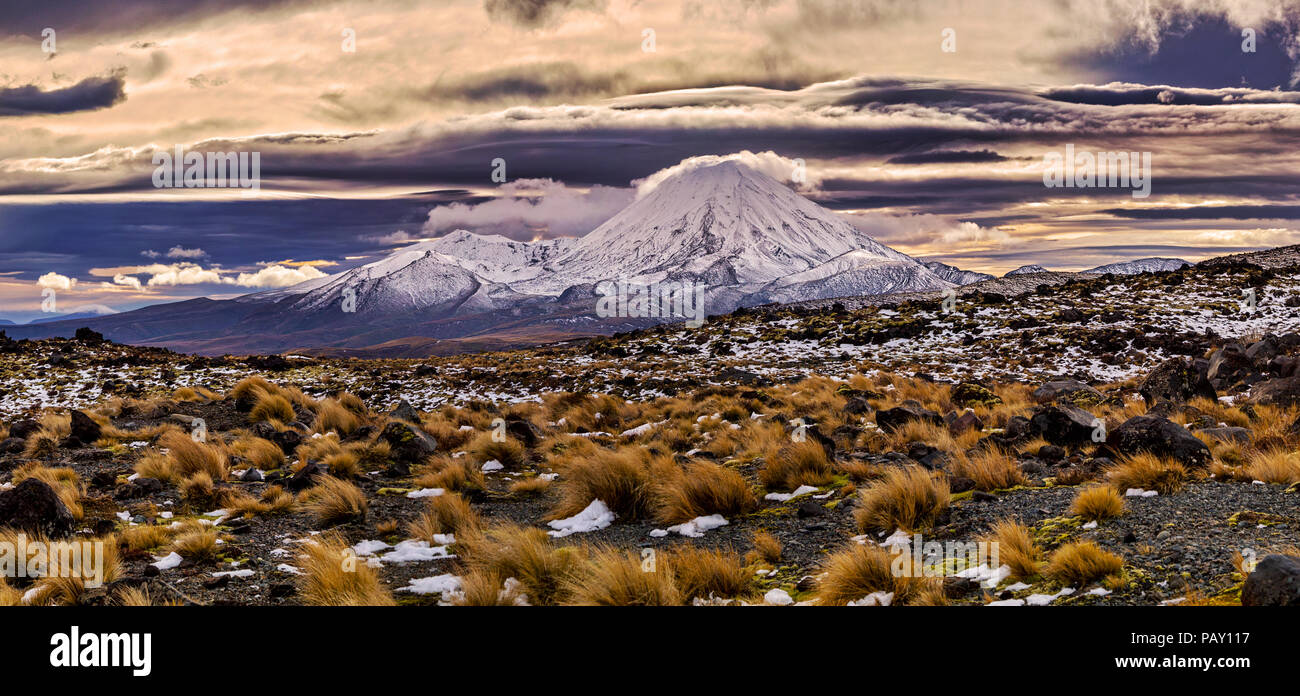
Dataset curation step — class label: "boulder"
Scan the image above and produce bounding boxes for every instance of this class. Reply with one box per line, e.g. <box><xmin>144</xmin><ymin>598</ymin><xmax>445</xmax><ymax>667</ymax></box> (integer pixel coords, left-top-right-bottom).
<box><xmin>843</xmin><ymin>396</ymin><xmax>874</xmax><ymax>415</ymax></box>
<box><xmin>380</xmin><ymin>421</ymin><xmax>438</xmax><ymax>462</ymax></box>
<box><xmin>948</xmin><ymin>411</ymin><xmax>983</xmax><ymax>435</ymax></box>
<box><xmin>875</xmin><ymin>401</ymin><xmax>944</xmax><ymax>432</ymax></box>
<box><xmin>388</xmin><ymin>399</ymin><xmax>420</xmax><ymax>424</ymax></box>
<box><xmin>68</xmin><ymin>410</ymin><xmax>102</xmax><ymax>444</ymax></box>
<box><xmin>1029</xmin><ymin>405</ymin><xmax>1099</xmax><ymax>446</ymax></box>
<box><xmin>1194</xmin><ymin>426</ymin><xmax>1251</xmax><ymax>444</ymax></box>
<box><xmin>7</xmin><ymin>418</ymin><xmax>41</xmax><ymax>440</ymax></box>
<box><xmin>285</xmin><ymin>461</ymin><xmax>327</xmax><ymax>493</ymax></box>
<box><xmin>505</xmin><ymin>418</ymin><xmax>545</xmax><ymax>448</ymax></box>
<box><xmin>1249</xmin><ymin>376</ymin><xmax>1300</xmax><ymax>407</ymax></box>
<box><xmin>1104</xmin><ymin>415</ymin><xmax>1211</xmax><ymax>468</ymax></box>
<box><xmin>1031</xmin><ymin>380</ymin><xmax>1104</xmax><ymax>406</ymax></box>
<box><xmin>1207</xmin><ymin>345</ymin><xmax>1255</xmax><ymax>388</ymax></box>
<box><xmin>951</xmin><ymin>382</ymin><xmax>1001</xmax><ymax>408</ymax></box>
<box><xmin>1138</xmin><ymin>358</ymin><xmax>1216</xmax><ymax>405</ymax></box>
<box><xmin>1241</xmin><ymin>554</ymin><xmax>1300</xmax><ymax>606</ymax></box>
<box><xmin>0</xmin><ymin>478</ymin><xmax>76</xmax><ymax>538</ymax></box>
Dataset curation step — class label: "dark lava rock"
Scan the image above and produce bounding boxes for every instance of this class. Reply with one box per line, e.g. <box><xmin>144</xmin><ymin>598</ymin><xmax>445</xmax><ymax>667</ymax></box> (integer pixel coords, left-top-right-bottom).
<box><xmin>1241</xmin><ymin>554</ymin><xmax>1300</xmax><ymax>606</ymax></box>
<box><xmin>240</xmin><ymin>467</ymin><xmax>265</xmax><ymax>482</ymax></box>
<box><xmin>943</xmin><ymin>576</ymin><xmax>979</xmax><ymax>598</ymax></box>
<box><xmin>0</xmin><ymin>478</ymin><xmax>76</xmax><ymax>538</ymax></box>
<box><xmin>948</xmin><ymin>410</ymin><xmax>983</xmax><ymax>435</ymax></box>
<box><xmin>714</xmin><ymin>367</ymin><xmax>771</xmax><ymax>387</ymax></box>
<box><xmin>1138</xmin><ymin>358</ymin><xmax>1216</xmax><ymax>405</ymax></box>
<box><xmin>253</xmin><ymin>422</ymin><xmax>303</xmax><ymax>455</ymax></box>
<box><xmin>1037</xmin><ymin>444</ymin><xmax>1066</xmax><ymax>462</ymax></box>
<box><xmin>796</xmin><ymin>501</ymin><xmax>826</xmax><ymax>518</ymax></box>
<box><xmin>8</xmin><ymin>418</ymin><xmax>41</xmax><ymax>440</ymax></box>
<box><xmin>286</xmin><ymin>461</ymin><xmax>327</xmax><ymax>493</ymax></box>
<box><xmin>1105</xmin><ymin>415</ymin><xmax>1211</xmax><ymax>468</ymax></box>
<box><xmin>1249</xmin><ymin>376</ymin><xmax>1300</xmax><ymax>407</ymax></box>
<box><xmin>0</xmin><ymin>437</ymin><xmax>25</xmax><ymax>454</ymax></box>
<box><xmin>948</xmin><ymin>476</ymin><xmax>975</xmax><ymax>494</ymax></box>
<box><xmin>69</xmin><ymin>410</ymin><xmax>102</xmax><ymax>443</ymax></box>
<box><xmin>74</xmin><ymin>326</ymin><xmax>105</xmax><ymax>344</ymax></box>
<box><xmin>380</xmin><ymin>421</ymin><xmax>438</xmax><ymax>462</ymax></box>
<box><xmin>505</xmin><ymin>418</ymin><xmax>545</xmax><ymax>448</ymax></box>
<box><xmin>1030</xmin><ymin>404</ymin><xmax>1099</xmax><ymax>446</ymax></box>
<box><xmin>906</xmin><ymin>442</ymin><xmax>945</xmax><ymax>469</ymax></box>
<box><xmin>1194</xmin><ymin>426</ymin><xmax>1251</xmax><ymax>444</ymax></box>
<box><xmin>875</xmin><ymin>401</ymin><xmax>944</xmax><ymax>432</ymax></box>
<box><xmin>389</xmin><ymin>399</ymin><xmax>420</xmax><ymax>424</ymax></box>
<box><xmin>843</xmin><ymin>396</ymin><xmax>874</xmax><ymax>415</ymax></box>
<box><xmin>1031</xmin><ymin>379</ymin><xmax>1103</xmax><ymax>406</ymax></box>
<box><xmin>1207</xmin><ymin>345</ymin><xmax>1256</xmax><ymax>388</ymax></box>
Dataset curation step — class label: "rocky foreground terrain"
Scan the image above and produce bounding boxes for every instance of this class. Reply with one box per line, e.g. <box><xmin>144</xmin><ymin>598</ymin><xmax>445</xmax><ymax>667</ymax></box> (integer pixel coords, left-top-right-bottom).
<box><xmin>2</xmin><ymin>250</ymin><xmax>1300</xmax><ymax>606</ymax></box>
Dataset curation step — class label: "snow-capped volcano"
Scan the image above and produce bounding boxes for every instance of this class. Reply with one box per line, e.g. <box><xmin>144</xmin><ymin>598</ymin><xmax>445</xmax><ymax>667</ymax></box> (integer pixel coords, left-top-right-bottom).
<box><xmin>515</xmin><ymin>160</ymin><xmax>948</xmax><ymax>297</ymax></box>
<box><xmin>423</xmin><ymin>230</ymin><xmax>576</xmax><ymax>284</ymax></box>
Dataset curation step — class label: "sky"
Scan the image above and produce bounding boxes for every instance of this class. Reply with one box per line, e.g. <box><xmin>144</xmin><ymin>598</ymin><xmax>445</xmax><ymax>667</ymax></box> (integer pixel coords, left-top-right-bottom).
<box><xmin>3</xmin><ymin>0</ymin><xmax>1300</xmax><ymax>321</ymax></box>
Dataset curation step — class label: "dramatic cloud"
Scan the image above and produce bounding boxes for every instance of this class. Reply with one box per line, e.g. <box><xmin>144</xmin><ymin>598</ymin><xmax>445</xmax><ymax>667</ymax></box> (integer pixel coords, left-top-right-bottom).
<box><xmin>36</xmin><ymin>272</ymin><xmax>77</xmax><ymax>291</ymax></box>
<box><xmin>422</xmin><ymin>179</ymin><xmax>635</xmax><ymax>240</ymax></box>
<box><xmin>634</xmin><ymin>151</ymin><xmax>823</xmax><ymax>197</ymax></box>
<box><xmin>482</xmin><ymin>0</ymin><xmax>607</xmax><ymax>28</ymax></box>
<box><xmin>0</xmin><ymin>75</ymin><xmax>126</xmax><ymax>116</ymax></box>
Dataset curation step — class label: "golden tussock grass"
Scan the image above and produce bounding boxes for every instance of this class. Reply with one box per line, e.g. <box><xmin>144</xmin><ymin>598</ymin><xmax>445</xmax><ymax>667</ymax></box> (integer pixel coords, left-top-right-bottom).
<box><xmin>883</xmin><ymin>418</ymin><xmax>957</xmax><ymax>453</ymax></box>
<box><xmin>758</xmin><ymin>440</ymin><xmax>834</xmax><ymax>491</ymax></box>
<box><xmin>749</xmin><ymin>529</ymin><xmax>782</xmax><ymax>564</ymax></box>
<box><xmin>950</xmin><ymin>450</ymin><xmax>1024</xmax><ymax>491</ymax></box>
<box><xmin>814</xmin><ymin>542</ymin><xmax>931</xmax><ymax>606</ymax></box>
<box><xmin>980</xmin><ymin>518</ymin><xmax>1041</xmax><ymax>580</ymax></box>
<box><xmin>114</xmin><ymin>585</ymin><xmax>181</xmax><ymax>607</ymax></box>
<box><xmin>457</xmin><ymin>522</ymin><xmax>580</xmax><ymax>605</ymax></box>
<box><xmin>1069</xmin><ymin>486</ymin><xmax>1126</xmax><ymax>522</ymax></box>
<box><xmin>449</xmin><ymin>570</ymin><xmax>525</xmax><ymax>606</ymax></box>
<box><xmin>1105</xmin><ymin>453</ymin><xmax>1186</xmax><ymax>495</ymax></box>
<box><xmin>667</xmin><ymin>545</ymin><xmax>751</xmax><ymax>601</ymax></box>
<box><xmin>313</xmin><ymin>399</ymin><xmax>360</xmax><ymax>436</ymax></box>
<box><xmin>407</xmin><ymin>493</ymin><xmax>480</xmax><ymax>542</ymax></box>
<box><xmin>654</xmin><ymin>461</ymin><xmax>757</xmax><ymax>524</ymax></box>
<box><xmin>22</xmin><ymin>534</ymin><xmax>122</xmax><ymax>606</ymax></box>
<box><xmin>170</xmin><ymin>525</ymin><xmax>221</xmax><ymax>563</ymax></box>
<box><xmin>508</xmin><ymin>476</ymin><xmax>552</xmax><ymax>496</ymax></box>
<box><xmin>853</xmin><ymin>465</ymin><xmax>950</xmax><ymax>533</ymax></box>
<box><xmin>414</xmin><ymin>457</ymin><xmax>486</xmax><ymax>495</ymax></box>
<box><xmin>322</xmin><ymin>450</ymin><xmax>361</xmax><ymax>479</ymax></box>
<box><xmin>469</xmin><ymin>432</ymin><xmax>527</xmax><ymax>468</ymax></box>
<box><xmin>228</xmin><ymin>376</ymin><xmax>274</xmax><ymax>402</ymax></box>
<box><xmin>173</xmin><ymin>386</ymin><xmax>220</xmax><ymax>402</ymax></box>
<box><xmin>229</xmin><ymin>435</ymin><xmax>286</xmax><ymax>471</ymax></box>
<box><xmin>549</xmin><ymin>447</ymin><xmax>655</xmax><ymax>520</ymax></box>
<box><xmin>121</xmin><ymin>524</ymin><xmax>174</xmax><ymax>552</ymax></box>
<box><xmin>250</xmin><ymin>392</ymin><xmax>295</xmax><ymax>424</ymax></box>
<box><xmin>1045</xmin><ymin>540</ymin><xmax>1123</xmax><ymax>585</ymax></box>
<box><xmin>299</xmin><ymin>476</ymin><xmax>368</xmax><ymax>525</ymax></box>
<box><xmin>297</xmin><ymin>534</ymin><xmax>396</xmax><ymax>606</ymax></box>
<box><xmin>1244</xmin><ymin>449</ymin><xmax>1300</xmax><ymax>485</ymax></box>
<box><xmin>563</xmin><ymin>546</ymin><xmax>681</xmax><ymax>606</ymax></box>
<box><xmin>158</xmin><ymin>430</ymin><xmax>228</xmax><ymax>480</ymax></box>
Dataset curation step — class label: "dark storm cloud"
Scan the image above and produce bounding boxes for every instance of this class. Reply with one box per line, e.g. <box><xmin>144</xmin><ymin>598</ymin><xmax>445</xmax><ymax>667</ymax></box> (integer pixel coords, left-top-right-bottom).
<box><xmin>1099</xmin><ymin>205</ymin><xmax>1300</xmax><ymax>220</ymax></box>
<box><xmin>0</xmin><ymin>74</ymin><xmax>126</xmax><ymax>116</ymax></box>
<box><xmin>482</xmin><ymin>0</ymin><xmax>607</xmax><ymax>28</ymax></box>
<box><xmin>885</xmin><ymin>150</ymin><xmax>1009</xmax><ymax>165</ymax></box>
<box><xmin>1042</xmin><ymin>84</ymin><xmax>1300</xmax><ymax>106</ymax></box>
<box><xmin>0</xmin><ymin>0</ymin><xmax>307</xmax><ymax>36</ymax></box>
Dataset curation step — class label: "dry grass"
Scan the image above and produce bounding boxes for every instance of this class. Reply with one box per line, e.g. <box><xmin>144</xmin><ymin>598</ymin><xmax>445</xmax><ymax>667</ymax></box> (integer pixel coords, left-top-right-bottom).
<box><xmin>323</xmin><ymin>450</ymin><xmax>361</xmax><ymax>479</ymax></box>
<box><xmin>170</xmin><ymin>526</ymin><xmax>221</xmax><ymax>563</ymax></box>
<box><xmin>654</xmin><ymin>461</ymin><xmax>757</xmax><ymax>524</ymax></box>
<box><xmin>121</xmin><ymin>525</ymin><xmax>174</xmax><ymax>552</ymax></box>
<box><xmin>950</xmin><ymin>450</ymin><xmax>1025</xmax><ymax>491</ymax></box>
<box><xmin>407</xmin><ymin>493</ymin><xmax>480</xmax><ymax>542</ymax></box>
<box><xmin>229</xmin><ymin>435</ymin><xmax>285</xmax><ymax>471</ymax></box>
<box><xmin>21</xmin><ymin>534</ymin><xmax>122</xmax><ymax>606</ymax></box>
<box><xmin>297</xmin><ymin>534</ymin><xmax>396</xmax><ymax>606</ymax></box>
<box><xmin>469</xmin><ymin>432</ymin><xmax>526</xmax><ymax>469</ymax></box>
<box><xmin>1105</xmin><ymin>453</ymin><xmax>1186</xmax><ymax>495</ymax></box>
<box><xmin>228</xmin><ymin>376</ymin><xmax>274</xmax><ymax>402</ymax></box>
<box><xmin>250</xmin><ymin>392</ymin><xmax>295</xmax><ymax>424</ymax></box>
<box><xmin>667</xmin><ymin>546</ymin><xmax>751</xmax><ymax>600</ymax></box>
<box><xmin>563</xmin><ymin>546</ymin><xmax>681</xmax><ymax>606</ymax></box>
<box><xmin>1045</xmin><ymin>540</ymin><xmax>1124</xmax><ymax>585</ymax></box>
<box><xmin>758</xmin><ymin>440</ymin><xmax>834</xmax><ymax>491</ymax></box>
<box><xmin>314</xmin><ymin>399</ymin><xmax>360</xmax><ymax>436</ymax></box>
<box><xmin>1070</xmin><ymin>486</ymin><xmax>1125</xmax><ymax>522</ymax></box>
<box><xmin>458</xmin><ymin>522</ymin><xmax>580</xmax><ymax>605</ymax></box>
<box><xmin>981</xmin><ymin>518</ymin><xmax>1041</xmax><ymax>580</ymax></box>
<box><xmin>114</xmin><ymin>585</ymin><xmax>180</xmax><ymax>607</ymax></box>
<box><xmin>549</xmin><ymin>448</ymin><xmax>654</xmax><ymax>520</ymax></box>
<box><xmin>507</xmin><ymin>476</ymin><xmax>553</xmax><ymax>496</ymax></box>
<box><xmin>159</xmin><ymin>430</ymin><xmax>228</xmax><ymax>480</ymax></box>
<box><xmin>814</xmin><ymin>542</ymin><xmax>930</xmax><ymax>605</ymax></box>
<box><xmin>299</xmin><ymin>476</ymin><xmax>368</xmax><ymax>525</ymax></box>
<box><xmin>415</xmin><ymin>457</ymin><xmax>486</xmax><ymax>495</ymax></box>
<box><xmin>1244</xmin><ymin>449</ymin><xmax>1300</xmax><ymax>485</ymax></box>
<box><xmin>449</xmin><ymin>570</ymin><xmax>525</xmax><ymax>606</ymax></box>
<box><xmin>10</xmin><ymin>463</ymin><xmax>84</xmax><ymax>519</ymax></box>
<box><xmin>179</xmin><ymin>471</ymin><xmax>217</xmax><ymax>507</ymax></box>
<box><xmin>750</xmin><ymin>529</ymin><xmax>782</xmax><ymax>564</ymax></box>
<box><xmin>854</xmin><ymin>466</ymin><xmax>950</xmax><ymax>533</ymax></box>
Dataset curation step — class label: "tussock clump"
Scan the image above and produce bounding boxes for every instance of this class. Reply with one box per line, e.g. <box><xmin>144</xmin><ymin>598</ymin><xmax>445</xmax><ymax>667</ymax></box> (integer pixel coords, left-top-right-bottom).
<box><xmin>950</xmin><ymin>450</ymin><xmax>1024</xmax><ymax>491</ymax></box>
<box><xmin>980</xmin><ymin>519</ymin><xmax>1041</xmax><ymax>580</ymax></box>
<box><xmin>170</xmin><ymin>526</ymin><xmax>221</xmax><ymax>563</ymax></box>
<box><xmin>1244</xmin><ymin>449</ymin><xmax>1300</xmax><ymax>485</ymax></box>
<box><xmin>173</xmin><ymin>386</ymin><xmax>220</xmax><ymax>402</ymax></box>
<box><xmin>228</xmin><ymin>376</ymin><xmax>274</xmax><ymax>402</ymax></box>
<box><xmin>11</xmin><ymin>464</ymin><xmax>84</xmax><ymax>519</ymax></box>
<box><xmin>323</xmin><ymin>450</ymin><xmax>361</xmax><ymax>479</ymax></box>
<box><xmin>408</xmin><ymin>493</ymin><xmax>480</xmax><ymax>542</ymax></box>
<box><xmin>458</xmin><ymin>522</ymin><xmax>579</xmax><ymax>605</ymax></box>
<box><xmin>563</xmin><ymin>546</ymin><xmax>681</xmax><ymax>606</ymax></box>
<box><xmin>250</xmin><ymin>392</ymin><xmax>295</xmax><ymax>424</ymax></box>
<box><xmin>758</xmin><ymin>440</ymin><xmax>834</xmax><ymax>491</ymax></box>
<box><xmin>667</xmin><ymin>546</ymin><xmax>750</xmax><ymax>601</ymax></box>
<box><xmin>854</xmin><ymin>466</ymin><xmax>949</xmax><ymax>533</ymax></box>
<box><xmin>298</xmin><ymin>534</ymin><xmax>396</xmax><ymax>606</ymax></box>
<box><xmin>550</xmin><ymin>448</ymin><xmax>654</xmax><ymax>520</ymax></box>
<box><xmin>1106</xmin><ymin>453</ymin><xmax>1186</xmax><ymax>495</ymax></box>
<box><xmin>749</xmin><ymin>529</ymin><xmax>782</xmax><ymax>564</ymax></box>
<box><xmin>179</xmin><ymin>471</ymin><xmax>217</xmax><ymax>506</ymax></box>
<box><xmin>1070</xmin><ymin>486</ymin><xmax>1125</xmax><ymax>522</ymax></box>
<box><xmin>314</xmin><ymin>399</ymin><xmax>360</xmax><ymax>436</ymax></box>
<box><xmin>814</xmin><ymin>543</ymin><xmax>929</xmax><ymax>606</ymax></box>
<box><xmin>654</xmin><ymin>461</ymin><xmax>756</xmax><ymax>524</ymax></box>
<box><xmin>134</xmin><ymin>450</ymin><xmax>178</xmax><ymax>483</ymax></box>
<box><xmin>1045</xmin><ymin>540</ymin><xmax>1123</xmax><ymax>585</ymax></box>
<box><xmin>299</xmin><ymin>476</ymin><xmax>368</xmax><ymax>525</ymax></box>
<box><xmin>114</xmin><ymin>586</ymin><xmax>180</xmax><ymax>607</ymax></box>
<box><xmin>27</xmin><ymin>535</ymin><xmax>122</xmax><ymax>606</ymax></box>
<box><xmin>121</xmin><ymin>524</ymin><xmax>174</xmax><ymax>552</ymax></box>
<box><xmin>508</xmin><ymin>476</ymin><xmax>552</xmax><ymax>496</ymax></box>
<box><xmin>159</xmin><ymin>430</ymin><xmax>228</xmax><ymax>480</ymax></box>
<box><xmin>450</xmin><ymin>570</ymin><xmax>526</xmax><ymax>606</ymax></box>
<box><xmin>229</xmin><ymin>435</ymin><xmax>286</xmax><ymax>471</ymax></box>
<box><xmin>469</xmin><ymin>432</ymin><xmax>526</xmax><ymax>469</ymax></box>
<box><xmin>415</xmin><ymin>457</ymin><xmax>486</xmax><ymax>495</ymax></box>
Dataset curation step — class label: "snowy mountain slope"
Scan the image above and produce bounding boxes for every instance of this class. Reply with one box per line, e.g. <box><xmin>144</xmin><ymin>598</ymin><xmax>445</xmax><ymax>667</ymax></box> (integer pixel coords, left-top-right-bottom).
<box><xmin>753</xmin><ymin>250</ymin><xmax>953</xmax><ymax>304</ymax></box>
<box><xmin>514</xmin><ymin>160</ymin><xmax>945</xmax><ymax>296</ymax></box>
<box><xmin>1004</xmin><ymin>264</ymin><xmax>1050</xmax><ymax>276</ymax></box>
<box><xmin>1083</xmin><ymin>257</ymin><xmax>1189</xmax><ymax>274</ymax></box>
<box><xmin>923</xmin><ymin>260</ymin><xmax>994</xmax><ymax>285</ymax></box>
<box><xmin>424</xmin><ymin>230</ymin><xmax>577</xmax><ymax>284</ymax></box>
